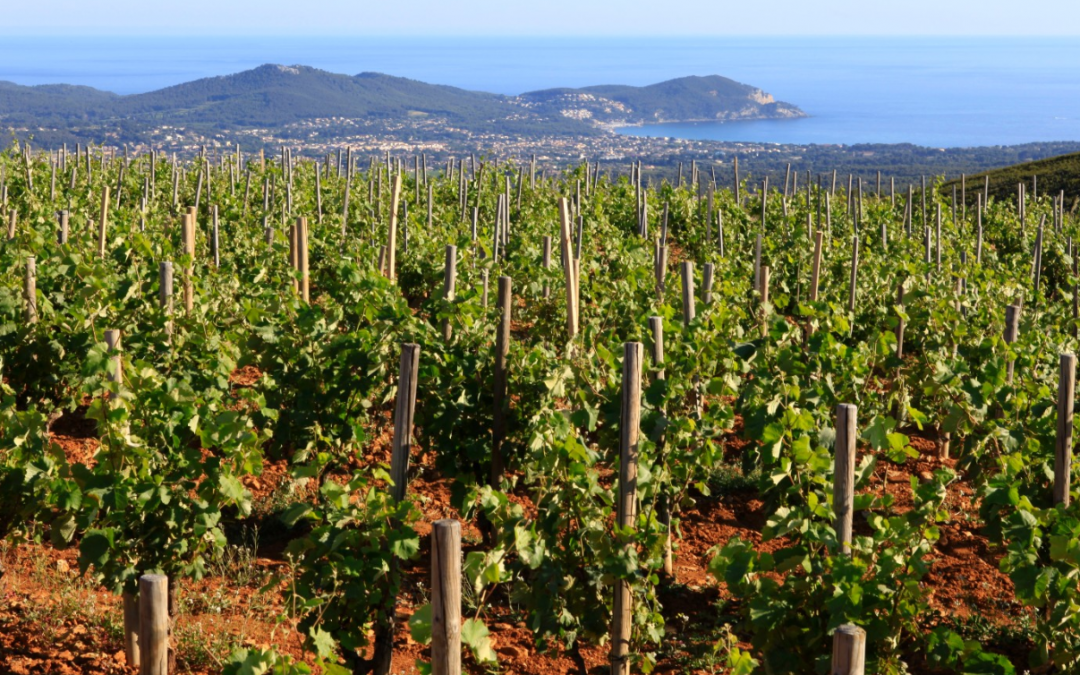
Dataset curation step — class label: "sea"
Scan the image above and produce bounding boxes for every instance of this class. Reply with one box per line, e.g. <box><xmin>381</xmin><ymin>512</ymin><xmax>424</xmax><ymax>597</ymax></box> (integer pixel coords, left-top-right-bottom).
<box><xmin>2</xmin><ymin>36</ymin><xmax>1079</xmax><ymax>149</ymax></box>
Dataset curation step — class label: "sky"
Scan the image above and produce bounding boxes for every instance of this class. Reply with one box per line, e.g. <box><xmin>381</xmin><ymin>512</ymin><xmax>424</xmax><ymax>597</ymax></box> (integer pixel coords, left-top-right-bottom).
<box><xmin>7</xmin><ymin>0</ymin><xmax>1080</xmax><ymax>35</ymax></box>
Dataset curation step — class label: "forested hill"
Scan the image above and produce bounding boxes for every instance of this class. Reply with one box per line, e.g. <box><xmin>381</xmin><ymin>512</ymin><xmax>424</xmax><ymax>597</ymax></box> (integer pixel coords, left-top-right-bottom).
<box><xmin>0</xmin><ymin>65</ymin><xmax>805</xmax><ymax>137</ymax></box>
<box><xmin>941</xmin><ymin>151</ymin><xmax>1080</xmax><ymax>207</ymax></box>
<box><xmin>516</xmin><ymin>74</ymin><xmax>806</xmax><ymax>125</ymax></box>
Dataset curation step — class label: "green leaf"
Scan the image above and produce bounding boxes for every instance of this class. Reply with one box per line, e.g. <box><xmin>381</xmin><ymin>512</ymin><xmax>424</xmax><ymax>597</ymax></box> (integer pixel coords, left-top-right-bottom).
<box><xmin>389</xmin><ymin>528</ymin><xmax>420</xmax><ymax>559</ymax></box>
<box><xmin>409</xmin><ymin>603</ymin><xmax>433</xmax><ymax>646</ymax></box>
<box><xmin>461</xmin><ymin>618</ymin><xmax>498</xmax><ymax>664</ymax></box>
<box><xmin>727</xmin><ymin>647</ymin><xmax>760</xmax><ymax>675</ymax></box>
<box><xmin>308</xmin><ymin>626</ymin><xmax>337</xmax><ymax>660</ymax></box>
<box><xmin>78</xmin><ymin>529</ymin><xmax>115</xmax><ymax>572</ymax></box>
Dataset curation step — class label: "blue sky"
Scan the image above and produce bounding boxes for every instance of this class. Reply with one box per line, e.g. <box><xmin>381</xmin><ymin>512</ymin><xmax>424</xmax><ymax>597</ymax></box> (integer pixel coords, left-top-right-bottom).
<box><xmin>8</xmin><ymin>0</ymin><xmax>1080</xmax><ymax>35</ymax></box>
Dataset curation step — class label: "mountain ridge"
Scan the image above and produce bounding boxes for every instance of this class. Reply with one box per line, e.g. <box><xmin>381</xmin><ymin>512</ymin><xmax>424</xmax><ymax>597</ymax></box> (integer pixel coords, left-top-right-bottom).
<box><xmin>0</xmin><ymin>64</ymin><xmax>806</xmax><ymax>140</ymax></box>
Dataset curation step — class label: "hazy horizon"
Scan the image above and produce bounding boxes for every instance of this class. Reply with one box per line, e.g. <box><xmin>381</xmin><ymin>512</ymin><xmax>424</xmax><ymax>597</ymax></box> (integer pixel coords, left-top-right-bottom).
<box><xmin>7</xmin><ymin>0</ymin><xmax>1080</xmax><ymax>35</ymax></box>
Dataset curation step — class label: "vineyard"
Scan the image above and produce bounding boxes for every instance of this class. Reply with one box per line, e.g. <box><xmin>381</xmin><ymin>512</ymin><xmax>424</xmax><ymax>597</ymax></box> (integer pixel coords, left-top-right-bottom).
<box><xmin>0</xmin><ymin>144</ymin><xmax>1076</xmax><ymax>675</ymax></box>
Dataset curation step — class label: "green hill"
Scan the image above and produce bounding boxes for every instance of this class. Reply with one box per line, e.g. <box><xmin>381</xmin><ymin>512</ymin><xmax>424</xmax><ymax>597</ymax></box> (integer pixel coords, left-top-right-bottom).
<box><xmin>0</xmin><ymin>65</ymin><xmax>804</xmax><ymax>141</ymax></box>
<box><xmin>942</xmin><ymin>151</ymin><xmax>1080</xmax><ymax>207</ymax></box>
<box><xmin>517</xmin><ymin>74</ymin><xmax>805</xmax><ymax>125</ymax></box>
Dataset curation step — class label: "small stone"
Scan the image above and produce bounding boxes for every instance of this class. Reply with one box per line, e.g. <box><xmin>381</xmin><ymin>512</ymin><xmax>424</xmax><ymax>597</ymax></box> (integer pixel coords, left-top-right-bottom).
<box><xmin>113</xmin><ymin>650</ymin><xmax>127</xmax><ymax>666</ymax></box>
<box><xmin>493</xmin><ymin>623</ymin><xmax>514</xmax><ymax>631</ymax></box>
<box><xmin>918</xmin><ymin>471</ymin><xmax>934</xmax><ymax>484</ymax></box>
<box><xmin>57</xmin><ymin>651</ymin><xmax>74</xmax><ymax>661</ymax></box>
<box><xmin>55</xmin><ymin>559</ymin><xmax>70</xmax><ymax>574</ymax></box>
<box><xmin>497</xmin><ymin>645</ymin><xmax>527</xmax><ymax>660</ymax></box>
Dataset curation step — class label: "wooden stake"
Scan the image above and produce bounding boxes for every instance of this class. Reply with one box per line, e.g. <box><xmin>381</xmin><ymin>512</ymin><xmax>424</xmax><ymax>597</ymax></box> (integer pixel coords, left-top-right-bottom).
<box><xmin>753</xmin><ymin>234</ymin><xmax>762</xmax><ymax>293</ymax></box>
<box><xmin>387</xmin><ymin>173</ymin><xmax>402</xmax><ymax>282</ymax></box>
<box><xmin>98</xmin><ymin>187</ymin><xmax>110</xmax><ymax>257</ymax></box>
<box><xmin>138</xmin><ymin>574</ymin><xmax>168</xmax><ymax>675</ymax></box>
<box><xmin>835</xmin><ymin>404</ymin><xmax>857</xmax><ymax>556</ymax></box>
<box><xmin>25</xmin><ymin>257</ymin><xmax>36</xmax><ymax>324</ymax></box>
<box><xmin>211</xmin><ymin>206</ymin><xmax>220</xmax><ymax>269</ymax></box>
<box><xmin>681</xmin><ymin>262</ymin><xmax>695</xmax><ymax>327</ymax></box>
<box><xmin>431</xmin><ymin>520</ymin><xmax>462</xmax><ymax>675</ymax></box>
<box><xmin>390</xmin><ymin>343</ymin><xmax>420</xmax><ymax>503</ymax></box>
<box><xmin>611</xmin><ymin>342</ymin><xmax>643</xmax><ymax>675</ymax></box>
<box><xmin>702</xmin><ymin>263</ymin><xmax>715</xmax><ymax>305</ymax></box>
<box><xmin>296</xmin><ymin>217</ymin><xmax>309</xmax><ymax>302</ymax></box>
<box><xmin>160</xmin><ymin>262</ymin><xmax>173</xmax><ymax>340</ymax></box>
<box><xmin>558</xmin><ymin>198</ymin><xmax>579</xmax><ymax>341</ymax></box>
<box><xmin>542</xmin><ymin>235</ymin><xmax>552</xmax><ymax>300</ymax></box>
<box><xmin>1056</xmin><ymin>353</ymin><xmax>1076</xmax><ymax>506</ymax></box>
<box><xmin>848</xmin><ymin>235</ymin><xmax>859</xmax><ymax>313</ymax></box>
<box><xmin>895</xmin><ymin>282</ymin><xmax>905</xmax><ymax>360</ymax></box>
<box><xmin>182</xmin><ymin>213</ymin><xmax>195</xmax><ymax>313</ymax></box>
<box><xmin>810</xmin><ymin>230</ymin><xmax>823</xmax><ymax>302</ymax></box>
<box><xmin>1005</xmin><ymin>305</ymin><xmax>1020</xmax><ymax>384</ymax></box>
<box><xmin>648</xmin><ymin>316</ymin><xmax>672</xmax><ymax>576</ymax></box>
<box><xmin>492</xmin><ymin>277</ymin><xmax>511</xmax><ymax>487</ymax></box>
<box><xmin>441</xmin><ymin>245</ymin><xmax>457</xmax><ymax>341</ymax></box>
<box><xmin>831</xmin><ymin>624</ymin><xmax>866</xmax><ymax>675</ymax></box>
<box><xmin>53</xmin><ymin>209</ymin><xmax>68</xmax><ymax>245</ymax></box>
<box><xmin>123</xmin><ymin>592</ymin><xmax>140</xmax><ymax>669</ymax></box>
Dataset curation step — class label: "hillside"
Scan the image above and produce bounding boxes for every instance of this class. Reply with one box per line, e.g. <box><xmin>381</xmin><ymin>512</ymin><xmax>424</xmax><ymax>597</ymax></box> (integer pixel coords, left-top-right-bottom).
<box><xmin>515</xmin><ymin>74</ymin><xmax>805</xmax><ymax>126</ymax></box>
<box><xmin>0</xmin><ymin>65</ymin><xmax>804</xmax><ymax>142</ymax></box>
<box><xmin>941</xmin><ymin>151</ymin><xmax>1080</xmax><ymax>207</ymax></box>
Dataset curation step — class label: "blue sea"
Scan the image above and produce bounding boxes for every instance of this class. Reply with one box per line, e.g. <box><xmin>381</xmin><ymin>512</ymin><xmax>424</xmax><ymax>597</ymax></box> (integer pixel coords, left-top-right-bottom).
<box><xmin>2</xmin><ymin>36</ymin><xmax>1079</xmax><ymax>148</ymax></box>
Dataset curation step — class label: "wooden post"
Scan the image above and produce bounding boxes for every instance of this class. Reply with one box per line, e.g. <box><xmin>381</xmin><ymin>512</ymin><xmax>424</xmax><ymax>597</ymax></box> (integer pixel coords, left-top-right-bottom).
<box><xmin>25</xmin><ymin>257</ymin><xmax>36</xmax><ymax>324</ymax></box>
<box><xmin>753</xmin><ymin>234</ymin><xmax>762</xmax><ymax>292</ymax></box>
<box><xmin>611</xmin><ymin>342</ymin><xmax>643</xmax><ymax>675</ymax></box>
<box><xmin>6</xmin><ymin>209</ymin><xmax>16</xmax><ymax>240</ymax></box>
<box><xmin>390</xmin><ymin>344</ymin><xmax>420</xmax><ymax>503</ymax></box>
<box><xmin>895</xmin><ymin>282</ymin><xmax>905</xmax><ymax>360</ymax></box>
<box><xmin>441</xmin><ymin>245</ymin><xmax>457</xmax><ymax>341</ymax></box>
<box><xmin>848</xmin><ymin>235</ymin><xmax>859</xmax><ymax>313</ymax></box>
<box><xmin>371</xmin><ymin>345</ymin><xmax>419</xmax><ymax>675</ymax></box>
<box><xmin>123</xmin><ymin>592</ymin><xmax>140</xmax><ymax>668</ymax></box>
<box><xmin>492</xmin><ymin>277</ymin><xmax>511</xmax><ymax>487</ymax></box>
<box><xmin>702</xmin><ymin>263</ymin><xmax>714</xmax><ymax>305</ymax></box>
<box><xmin>760</xmin><ymin>265</ymin><xmax>771</xmax><ymax>337</ymax></box>
<box><xmin>648</xmin><ymin>316</ymin><xmax>672</xmax><ymax>576</ymax></box>
<box><xmin>182</xmin><ymin>213</ymin><xmax>194</xmax><ymax>313</ymax></box>
<box><xmin>810</xmin><ymin>230</ymin><xmax>824</xmax><ymax>302</ymax></box>
<box><xmin>559</xmin><ymin>198</ymin><xmax>579</xmax><ymax>341</ymax></box>
<box><xmin>58</xmin><ymin>210</ymin><xmax>69</xmax><ymax>245</ymax></box>
<box><xmin>296</xmin><ymin>217</ymin><xmax>309</xmax><ymax>302</ymax></box>
<box><xmin>1056</xmin><ymin>353</ymin><xmax>1076</xmax><ymax>506</ymax></box>
<box><xmin>834</xmin><ymin>404</ymin><xmax>857</xmax><ymax>556</ymax></box>
<box><xmin>1005</xmin><ymin>305</ymin><xmax>1020</xmax><ymax>384</ymax></box>
<box><xmin>976</xmin><ymin>195</ymin><xmax>984</xmax><ymax>264</ymax></box>
<box><xmin>98</xmin><ymin>186</ymin><xmax>111</xmax><ymax>257</ymax></box>
<box><xmin>315</xmin><ymin>162</ymin><xmax>323</xmax><ymax>224</ymax></box>
<box><xmin>1074</xmin><ymin>240</ymin><xmax>1079</xmax><ymax>341</ymax></box>
<box><xmin>681</xmin><ymin>262</ymin><xmax>695</xmax><ymax>327</ymax></box>
<box><xmin>138</xmin><ymin>574</ymin><xmax>168</xmax><ymax>675</ymax></box>
<box><xmin>387</xmin><ymin>173</ymin><xmax>402</xmax><ymax>282</ymax></box>
<box><xmin>655</xmin><ymin>243</ymin><xmax>668</xmax><ymax>300</ymax></box>
<box><xmin>160</xmin><ymin>262</ymin><xmax>173</xmax><ymax>340</ymax></box>
<box><xmin>431</xmin><ymin>520</ymin><xmax>462</xmax><ymax>675</ymax></box>
<box><xmin>211</xmin><ymin>206</ymin><xmax>220</xmax><ymax>269</ymax></box>
<box><xmin>542</xmin><ymin>235</ymin><xmax>552</xmax><ymax>300</ymax></box>
<box><xmin>831</xmin><ymin>624</ymin><xmax>866</xmax><ymax>675</ymax></box>
<box><xmin>105</xmin><ymin>330</ymin><xmax>122</xmax><ymax>385</ymax></box>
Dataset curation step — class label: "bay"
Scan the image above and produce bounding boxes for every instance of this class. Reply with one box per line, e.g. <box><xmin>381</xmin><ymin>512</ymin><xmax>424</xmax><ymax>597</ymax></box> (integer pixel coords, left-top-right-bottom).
<box><xmin>1</xmin><ymin>36</ymin><xmax>1078</xmax><ymax>148</ymax></box>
